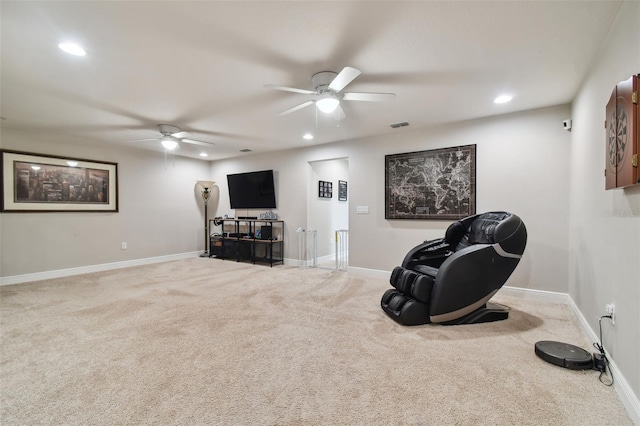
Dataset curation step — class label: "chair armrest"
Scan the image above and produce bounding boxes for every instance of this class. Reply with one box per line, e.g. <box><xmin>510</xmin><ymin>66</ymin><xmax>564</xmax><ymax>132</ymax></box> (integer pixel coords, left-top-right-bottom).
<box><xmin>402</xmin><ymin>238</ymin><xmax>453</xmax><ymax>269</ymax></box>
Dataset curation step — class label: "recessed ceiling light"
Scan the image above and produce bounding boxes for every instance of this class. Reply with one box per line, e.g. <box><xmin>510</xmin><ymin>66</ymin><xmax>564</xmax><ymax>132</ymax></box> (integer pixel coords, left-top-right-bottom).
<box><xmin>494</xmin><ymin>95</ymin><xmax>513</xmax><ymax>104</ymax></box>
<box><xmin>199</xmin><ymin>152</ymin><xmax>208</xmax><ymax>157</ymax></box>
<box><xmin>58</xmin><ymin>42</ymin><xmax>86</xmax><ymax>56</ymax></box>
<box><xmin>303</xmin><ymin>133</ymin><xmax>314</xmax><ymax>140</ymax></box>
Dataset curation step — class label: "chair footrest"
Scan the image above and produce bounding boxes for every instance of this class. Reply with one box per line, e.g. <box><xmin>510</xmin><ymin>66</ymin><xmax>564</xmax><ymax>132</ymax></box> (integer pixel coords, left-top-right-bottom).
<box><xmin>389</xmin><ymin>266</ymin><xmax>435</xmax><ymax>304</ymax></box>
<box><xmin>380</xmin><ymin>289</ymin><xmax>431</xmax><ymax>326</ymax></box>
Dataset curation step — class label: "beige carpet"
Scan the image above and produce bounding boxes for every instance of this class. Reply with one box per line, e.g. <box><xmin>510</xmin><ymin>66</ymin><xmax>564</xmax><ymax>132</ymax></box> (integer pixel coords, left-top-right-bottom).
<box><xmin>0</xmin><ymin>258</ymin><xmax>632</xmax><ymax>425</ymax></box>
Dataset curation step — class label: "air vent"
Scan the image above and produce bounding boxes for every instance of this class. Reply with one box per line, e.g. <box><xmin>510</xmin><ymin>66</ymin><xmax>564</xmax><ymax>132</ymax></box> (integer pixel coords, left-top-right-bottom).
<box><xmin>239</xmin><ymin>149</ymin><xmax>252</xmax><ymax>153</ymax></box>
<box><xmin>390</xmin><ymin>121</ymin><xmax>409</xmax><ymax>129</ymax></box>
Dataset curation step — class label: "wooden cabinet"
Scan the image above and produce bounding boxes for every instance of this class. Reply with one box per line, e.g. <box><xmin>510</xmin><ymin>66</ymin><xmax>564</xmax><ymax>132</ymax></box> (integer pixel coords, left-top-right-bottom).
<box><xmin>210</xmin><ymin>219</ymin><xmax>284</xmax><ymax>267</ymax></box>
<box><xmin>605</xmin><ymin>74</ymin><xmax>639</xmax><ymax>189</ymax></box>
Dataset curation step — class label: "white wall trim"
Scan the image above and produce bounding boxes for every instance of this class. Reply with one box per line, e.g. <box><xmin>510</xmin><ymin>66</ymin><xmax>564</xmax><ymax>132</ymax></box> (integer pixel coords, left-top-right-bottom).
<box><xmin>498</xmin><ymin>285</ymin><xmax>571</xmax><ymax>304</ymax></box>
<box><xmin>565</xmin><ymin>296</ymin><xmax>640</xmax><ymax>425</ymax></box>
<box><xmin>346</xmin><ymin>267</ymin><xmax>639</xmax><ymax>422</ymax></box>
<box><xmin>283</xmin><ymin>257</ymin><xmax>302</xmax><ymax>267</ymax></box>
<box><xmin>0</xmin><ymin>251</ymin><xmax>200</xmax><ymax>286</ymax></box>
<box><xmin>2</xmin><ymin>260</ymin><xmax>638</xmax><ymax>423</ymax></box>
<box><xmin>347</xmin><ymin>265</ymin><xmax>391</xmax><ymax>279</ymax></box>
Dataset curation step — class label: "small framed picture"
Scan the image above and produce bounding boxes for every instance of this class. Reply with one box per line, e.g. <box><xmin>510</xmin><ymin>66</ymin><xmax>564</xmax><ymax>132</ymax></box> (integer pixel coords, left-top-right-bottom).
<box><xmin>318</xmin><ymin>180</ymin><xmax>332</xmax><ymax>198</ymax></box>
<box><xmin>338</xmin><ymin>180</ymin><xmax>347</xmax><ymax>201</ymax></box>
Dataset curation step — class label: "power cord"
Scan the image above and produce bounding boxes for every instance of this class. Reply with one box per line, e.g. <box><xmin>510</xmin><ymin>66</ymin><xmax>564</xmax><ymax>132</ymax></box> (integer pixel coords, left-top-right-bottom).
<box><xmin>593</xmin><ymin>315</ymin><xmax>614</xmax><ymax>386</ymax></box>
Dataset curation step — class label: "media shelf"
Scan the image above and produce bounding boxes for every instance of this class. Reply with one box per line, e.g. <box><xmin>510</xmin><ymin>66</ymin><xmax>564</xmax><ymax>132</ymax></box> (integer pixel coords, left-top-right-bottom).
<box><xmin>209</xmin><ymin>219</ymin><xmax>284</xmax><ymax>267</ymax></box>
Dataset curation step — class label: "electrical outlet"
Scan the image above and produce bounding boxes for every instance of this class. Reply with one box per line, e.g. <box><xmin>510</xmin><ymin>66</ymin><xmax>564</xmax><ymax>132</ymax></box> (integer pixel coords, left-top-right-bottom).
<box><xmin>121</xmin><ymin>242</ymin><xmax>127</xmax><ymax>250</ymax></box>
<box><xmin>605</xmin><ymin>303</ymin><xmax>615</xmax><ymax>325</ymax></box>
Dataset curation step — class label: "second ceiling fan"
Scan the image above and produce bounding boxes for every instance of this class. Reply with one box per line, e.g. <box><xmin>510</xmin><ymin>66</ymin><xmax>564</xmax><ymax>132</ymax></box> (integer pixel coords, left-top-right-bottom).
<box><xmin>129</xmin><ymin>124</ymin><xmax>215</xmax><ymax>151</ymax></box>
<box><xmin>266</xmin><ymin>67</ymin><xmax>395</xmax><ymax>120</ymax></box>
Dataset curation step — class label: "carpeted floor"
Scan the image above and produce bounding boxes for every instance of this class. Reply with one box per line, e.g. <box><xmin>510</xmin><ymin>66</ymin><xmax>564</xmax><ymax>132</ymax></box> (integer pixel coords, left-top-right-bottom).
<box><xmin>0</xmin><ymin>258</ymin><xmax>632</xmax><ymax>425</ymax></box>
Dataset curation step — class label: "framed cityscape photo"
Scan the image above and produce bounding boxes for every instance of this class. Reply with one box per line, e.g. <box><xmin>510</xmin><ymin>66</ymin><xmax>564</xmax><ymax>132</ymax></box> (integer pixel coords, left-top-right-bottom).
<box><xmin>1</xmin><ymin>150</ymin><xmax>119</xmax><ymax>212</ymax></box>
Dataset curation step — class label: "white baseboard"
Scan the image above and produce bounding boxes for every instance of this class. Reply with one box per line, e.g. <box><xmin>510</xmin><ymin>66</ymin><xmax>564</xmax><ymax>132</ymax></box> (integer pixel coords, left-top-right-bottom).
<box><xmin>3</xmin><ymin>260</ymin><xmax>638</xmax><ymax>423</ymax></box>
<box><xmin>344</xmin><ymin>268</ymin><xmax>639</xmax><ymax>423</ymax></box>
<box><xmin>566</xmin><ymin>297</ymin><xmax>640</xmax><ymax>425</ymax></box>
<box><xmin>497</xmin><ymin>287</ymin><xmax>638</xmax><ymax>422</ymax></box>
<box><xmin>498</xmin><ymin>285</ymin><xmax>571</xmax><ymax>304</ymax></box>
<box><xmin>0</xmin><ymin>251</ymin><xmax>201</xmax><ymax>286</ymax></box>
<box><xmin>283</xmin><ymin>257</ymin><xmax>309</xmax><ymax>267</ymax></box>
<box><xmin>282</xmin><ymin>255</ymin><xmax>336</xmax><ymax>269</ymax></box>
<box><xmin>346</xmin><ymin>266</ymin><xmax>391</xmax><ymax>279</ymax></box>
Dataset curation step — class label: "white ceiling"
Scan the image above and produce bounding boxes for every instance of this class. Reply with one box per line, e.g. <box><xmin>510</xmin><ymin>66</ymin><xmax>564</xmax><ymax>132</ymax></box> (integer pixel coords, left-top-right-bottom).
<box><xmin>1</xmin><ymin>1</ymin><xmax>622</xmax><ymax>160</ymax></box>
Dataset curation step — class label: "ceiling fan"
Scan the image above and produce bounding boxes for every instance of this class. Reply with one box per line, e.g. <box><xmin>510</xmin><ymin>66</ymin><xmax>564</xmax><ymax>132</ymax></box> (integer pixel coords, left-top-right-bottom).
<box><xmin>129</xmin><ymin>124</ymin><xmax>215</xmax><ymax>150</ymax></box>
<box><xmin>266</xmin><ymin>67</ymin><xmax>396</xmax><ymax>120</ymax></box>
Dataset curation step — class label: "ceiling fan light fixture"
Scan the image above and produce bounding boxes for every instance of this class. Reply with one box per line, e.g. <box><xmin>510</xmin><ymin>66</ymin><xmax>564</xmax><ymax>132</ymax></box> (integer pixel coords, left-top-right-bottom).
<box><xmin>494</xmin><ymin>94</ymin><xmax>513</xmax><ymax>104</ymax></box>
<box><xmin>316</xmin><ymin>93</ymin><xmax>340</xmax><ymax>113</ymax></box>
<box><xmin>161</xmin><ymin>136</ymin><xmax>179</xmax><ymax>150</ymax></box>
<box><xmin>58</xmin><ymin>42</ymin><xmax>86</xmax><ymax>56</ymax></box>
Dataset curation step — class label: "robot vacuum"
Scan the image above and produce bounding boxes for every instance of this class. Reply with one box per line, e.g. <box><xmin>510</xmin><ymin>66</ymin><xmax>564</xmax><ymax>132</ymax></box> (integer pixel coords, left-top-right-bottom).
<box><xmin>535</xmin><ymin>340</ymin><xmax>594</xmax><ymax>370</ymax></box>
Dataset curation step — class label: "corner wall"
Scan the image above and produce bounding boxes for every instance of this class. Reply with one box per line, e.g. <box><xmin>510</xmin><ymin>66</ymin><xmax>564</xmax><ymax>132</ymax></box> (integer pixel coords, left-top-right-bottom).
<box><xmin>568</xmin><ymin>0</ymin><xmax>640</xmax><ymax>410</ymax></box>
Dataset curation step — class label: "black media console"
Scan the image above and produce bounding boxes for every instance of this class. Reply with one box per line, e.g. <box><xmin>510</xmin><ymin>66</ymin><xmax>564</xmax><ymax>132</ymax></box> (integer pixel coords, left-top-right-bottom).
<box><xmin>209</xmin><ymin>219</ymin><xmax>284</xmax><ymax>267</ymax></box>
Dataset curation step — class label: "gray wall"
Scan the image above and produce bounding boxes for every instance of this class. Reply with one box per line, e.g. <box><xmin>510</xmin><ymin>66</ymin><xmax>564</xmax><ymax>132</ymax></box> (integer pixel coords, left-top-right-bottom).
<box><xmin>0</xmin><ymin>128</ymin><xmax>210</xmax><ymax>277</ymax></box>
<box><xmin>569</xmin><ymin>0</ymin><xmax>640</xmax><ymax>401</ymax></box>
<box><xmin>0</xmin><ymin>1</ymin><xmax>637</xmax><ymax>407</ymax></box>
<box><xmin>209</xmin><ymin>103</ymin><xmax>572</xmax><ymax>292</ymax></box>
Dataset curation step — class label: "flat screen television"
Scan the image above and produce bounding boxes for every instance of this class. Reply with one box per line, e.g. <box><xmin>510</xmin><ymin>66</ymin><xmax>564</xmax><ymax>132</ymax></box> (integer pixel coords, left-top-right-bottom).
<box><xmin>227</xmin><ymin>170</ymin><xmax>276</xmax><ymax>209</ymax></box>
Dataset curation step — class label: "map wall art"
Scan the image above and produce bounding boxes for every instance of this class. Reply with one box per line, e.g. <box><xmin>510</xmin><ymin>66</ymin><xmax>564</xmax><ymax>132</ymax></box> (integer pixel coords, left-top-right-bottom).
<box><xmin>385</xmin><ymin>144</ymin><xmax>476</xmax><ymax>220</ymax></box>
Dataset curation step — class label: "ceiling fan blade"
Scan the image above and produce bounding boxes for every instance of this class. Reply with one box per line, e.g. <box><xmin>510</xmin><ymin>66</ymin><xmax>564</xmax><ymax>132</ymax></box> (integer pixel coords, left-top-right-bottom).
<box><xmin>329</xmin><ymin>67</ymin><xmax>361</xmax><ymax>92</ymax></box>
<box><xmin>127</xmin><ymin>137</ymin><xmax>159</xmax><ymax>143</ymax></box>
<box><xmin>171</xmin><ymin>131</ymin><xmax>190</xmax><ymax>139</ymax></box>
<box><xmin>265</xmin><ymin>84</ymin><xmax>315</xmax><ymax>95</ymax></box>
<box><xmin>181</xmin><ymin>138</ymin><xmax>216</xmax><ymax>147</ymax></box>
<box><xmin>342</xmin><ymin>92</ymin><xmax>396</xmax><ymax>102</ymax></box>
<box><xmin>278</xmin><ymin>100</ymin><xmax>314</xmax><ymax>116</ymax></box>
<box><xmin>334</xmin><ymin>104</ymin><xmax>347</xmax><ymax>121</ymax></box>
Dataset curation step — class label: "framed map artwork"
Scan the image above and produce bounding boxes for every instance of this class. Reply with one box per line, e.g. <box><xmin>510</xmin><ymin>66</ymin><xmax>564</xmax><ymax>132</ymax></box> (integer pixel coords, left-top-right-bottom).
<box><xmin>385</xmin><ymin>144</ymin><xmax>476</xmax><ymax>220</ymax></box>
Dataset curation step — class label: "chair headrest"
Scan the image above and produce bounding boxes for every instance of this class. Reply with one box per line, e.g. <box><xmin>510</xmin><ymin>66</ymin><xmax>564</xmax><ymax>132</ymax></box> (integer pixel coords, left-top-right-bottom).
<box><xmin>467</xmin><ymin>212</ymin><xmax>512</xmax><ymax>244</ymax></box>
<box><xmin>451</xmin><ymin>211</ymin><xmax>525</xmax><ymax>252</ymax></box>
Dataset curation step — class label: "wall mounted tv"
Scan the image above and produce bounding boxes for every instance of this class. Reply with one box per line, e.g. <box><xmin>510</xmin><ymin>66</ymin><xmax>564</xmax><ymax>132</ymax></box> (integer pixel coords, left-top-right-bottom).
<box><xmin>227</xmin><ymin>170</ymin><xmax>277</xmax><ymax>209</ymax></box>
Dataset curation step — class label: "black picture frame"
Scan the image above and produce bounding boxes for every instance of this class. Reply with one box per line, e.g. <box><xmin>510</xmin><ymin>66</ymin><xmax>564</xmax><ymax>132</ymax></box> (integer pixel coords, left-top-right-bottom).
<box><xmin>318</xmin><ymin>180</ymin><xmax>332</xmax><ymax>198</ymax></box>
<box><xmin>338</xmin><ymin>180</ymin><xmax>347</xmax><ymax>201</ymax></box>
<box><xmin>385</xmin><ymin>144</ymin><xmax>476</xmax><ymax>220</ymax></box>
<box><xmin>1</xmin><ymin>150</ymin><xmax>119</xmax><ymax>212</ymax></box>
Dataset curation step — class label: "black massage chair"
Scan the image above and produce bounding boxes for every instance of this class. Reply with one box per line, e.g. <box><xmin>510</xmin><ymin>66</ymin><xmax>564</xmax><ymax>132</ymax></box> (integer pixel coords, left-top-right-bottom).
<box><xmin>381</xmin><ymin>211</ymin><xmax>527</xmax><ymax>326</ymax></box>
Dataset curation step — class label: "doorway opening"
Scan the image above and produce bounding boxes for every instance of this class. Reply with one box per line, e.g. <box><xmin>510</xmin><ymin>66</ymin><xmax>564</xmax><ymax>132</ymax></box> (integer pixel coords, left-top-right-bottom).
<box><xmin>304</xmin><ymin>157</ymin><xmax>349</xmax><ymax>270</ymax></box>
